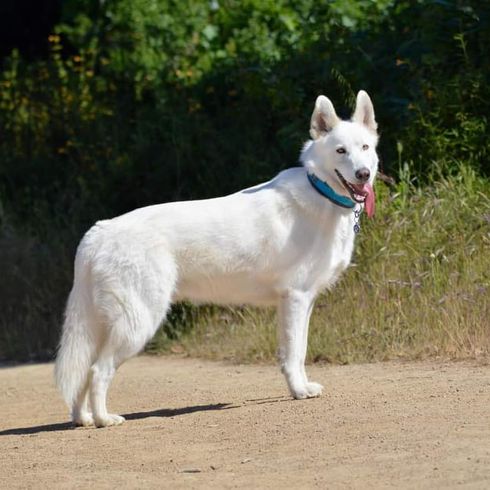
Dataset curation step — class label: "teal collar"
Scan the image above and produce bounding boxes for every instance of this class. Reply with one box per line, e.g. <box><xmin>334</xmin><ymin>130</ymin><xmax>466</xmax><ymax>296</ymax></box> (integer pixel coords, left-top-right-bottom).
<box><xmin>307</xmin><ymin>172</ymin><xmax>355</xmax><ymax>209</ymax></box>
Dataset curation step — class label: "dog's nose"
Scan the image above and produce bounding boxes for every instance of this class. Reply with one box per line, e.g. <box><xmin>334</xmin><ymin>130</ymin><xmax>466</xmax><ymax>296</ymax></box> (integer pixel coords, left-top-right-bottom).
<box><xmin>355</xmin><ymin>168</ymin><xmax>370</xmax><ymax>182</ymax></box>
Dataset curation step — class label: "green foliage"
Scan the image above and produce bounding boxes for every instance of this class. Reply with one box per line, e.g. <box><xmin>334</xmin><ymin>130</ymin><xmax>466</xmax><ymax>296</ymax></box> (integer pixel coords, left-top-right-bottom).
<box><xmin>58</xmin><ymin>0</ymin><xmax>395</xmax><ymax>89</ymax></box>
<box><xmin>0</xmin><ymin>0</ymin><xmax>489</xmax><ymax>361</ymax></box>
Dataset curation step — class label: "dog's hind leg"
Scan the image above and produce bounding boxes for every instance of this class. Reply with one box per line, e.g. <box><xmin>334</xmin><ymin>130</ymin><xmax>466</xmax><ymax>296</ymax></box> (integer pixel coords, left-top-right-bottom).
<box><xmin>89</xmin><ymin>350</ymin><xmax>121</xmax><ymax>427</ymax></box>
<box><xmin>89</xmin><ymin>281</ymin><xmax>175</xmax><ymax>428</ymax></box>
<box><xmin>72</xmin><ymin>380</ymin><xmax>94</xmax><ymax>427</ymax></box>
<box><xmin>89</xmin><ymin>254</ymin><xmax>176</xmax><ymax>427</ymax></box>
<box><xmin>277</xmin><ymin>290</ymin><xmax>323</xmax><ymax>399</ymax></box>
<box><xmin>89</xmin><ymin>299</ymin><xmax>169</xmax><ymax>428</ymax></box>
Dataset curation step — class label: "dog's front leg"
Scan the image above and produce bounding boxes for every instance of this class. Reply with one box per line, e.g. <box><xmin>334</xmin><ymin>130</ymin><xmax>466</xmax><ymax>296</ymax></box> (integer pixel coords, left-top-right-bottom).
<box><xmin>277</xmin><ymin>290</ymin><xmax>323</xmax><ymax>399</ymax></box>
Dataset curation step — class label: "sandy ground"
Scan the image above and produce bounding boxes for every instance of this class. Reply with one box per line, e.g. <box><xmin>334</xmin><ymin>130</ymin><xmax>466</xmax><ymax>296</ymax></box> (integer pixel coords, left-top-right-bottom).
<box><xmin>0</xmin><ymin>356</ymin><xmax>489</xmax><ymax>489</ymax></box>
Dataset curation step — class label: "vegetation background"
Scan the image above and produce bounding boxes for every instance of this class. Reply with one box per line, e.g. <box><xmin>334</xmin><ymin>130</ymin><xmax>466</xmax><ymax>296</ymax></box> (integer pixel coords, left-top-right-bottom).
<box><xmin>0</xmin><ymin>0</ymin><xmax>488</xmax><ymax>362</ymax></box>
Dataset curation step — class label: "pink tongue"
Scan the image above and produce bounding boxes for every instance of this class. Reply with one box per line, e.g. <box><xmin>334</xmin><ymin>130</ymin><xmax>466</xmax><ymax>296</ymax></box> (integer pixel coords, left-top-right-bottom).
<box><xmin>362</xmin><ymin>183</ymin><xmax>375</xmax><ymax>218</ymax></box>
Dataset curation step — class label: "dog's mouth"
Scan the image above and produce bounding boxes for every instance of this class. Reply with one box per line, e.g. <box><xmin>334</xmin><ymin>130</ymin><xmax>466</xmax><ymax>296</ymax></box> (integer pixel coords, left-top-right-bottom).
<box><xmin>335</xmin><ymin>169</ymin><xmax>368</xmax><ymax>203</ymax></box>
<box><xmin>335</xmin><ymin>169</ymin><xmax>376</xmax><ymax>218</ymax></box>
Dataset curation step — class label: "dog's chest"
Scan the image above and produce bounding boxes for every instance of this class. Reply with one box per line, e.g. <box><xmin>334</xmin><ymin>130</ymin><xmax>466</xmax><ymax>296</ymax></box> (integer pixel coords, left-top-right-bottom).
<box><xmin>306</xmin><ymin>212</ymin><xmax>356</xmax><ymax>291</ymax></box>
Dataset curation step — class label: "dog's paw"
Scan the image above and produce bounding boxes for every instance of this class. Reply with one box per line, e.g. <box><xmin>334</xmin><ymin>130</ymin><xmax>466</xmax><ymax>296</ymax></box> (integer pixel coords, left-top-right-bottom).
<box><xmin>73</xmin><ymin>412</ymin><xmax>94</xmax><ymax>427</ymax></box>
<box><xmin>94</xmin><ymin>414</ymin><xmax>125</xmax><ymax>428</ymax></box>
<box><xmin>305</xmin><ymin>381</ymin><xmax>323</xmax><ymax>397</ymax></box>
<box><xmin>291</xmin><ymin>382</ymin><xmax>323</xmax><ymax>400</ymax></box>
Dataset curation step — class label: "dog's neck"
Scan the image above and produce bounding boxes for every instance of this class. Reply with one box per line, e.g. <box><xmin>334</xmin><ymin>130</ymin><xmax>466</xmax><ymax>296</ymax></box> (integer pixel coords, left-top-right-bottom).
<box><xmin>301</xmin><ymin>169</ymin><xmax>363</xmax><ymax>235</ymax></box>
<box><xmin>306</xmin><ymin>172</ymin><xmax>355</xmax><ymax>210</ymax></box>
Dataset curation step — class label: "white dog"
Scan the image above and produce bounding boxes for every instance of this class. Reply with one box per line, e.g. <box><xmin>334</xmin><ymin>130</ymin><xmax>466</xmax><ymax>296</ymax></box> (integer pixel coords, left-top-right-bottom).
<box><xmin>55</xmin><ymin>90</ymin><xmax>379</xmax><ymax>427</ymax></box>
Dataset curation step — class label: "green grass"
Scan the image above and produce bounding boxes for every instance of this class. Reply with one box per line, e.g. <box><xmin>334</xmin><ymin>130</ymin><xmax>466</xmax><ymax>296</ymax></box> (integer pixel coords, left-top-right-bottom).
<box><xmin>148</xmin><ymin>163</ymin><xmax>490</xmax><ymax>364</ymax></box>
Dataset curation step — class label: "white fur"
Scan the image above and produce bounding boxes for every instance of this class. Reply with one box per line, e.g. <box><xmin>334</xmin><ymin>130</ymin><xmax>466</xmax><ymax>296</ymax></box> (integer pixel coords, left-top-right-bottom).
<box><xmin>55</xmin><ymin>91</ymin><xmax>379</xmax><ymax>427</ymax></box>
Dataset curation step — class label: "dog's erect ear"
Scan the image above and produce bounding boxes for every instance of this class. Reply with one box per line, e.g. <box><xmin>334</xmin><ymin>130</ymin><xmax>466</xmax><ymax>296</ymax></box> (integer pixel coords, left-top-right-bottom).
<box><xmin>352</xmin><ymin>90</ymin><xmax>377</xmax><ymax>132</ymax></box>
<box><xmin>310</xmin><ymin>95</ymin><xmax>340</xmax><ymax>139</ymax></box>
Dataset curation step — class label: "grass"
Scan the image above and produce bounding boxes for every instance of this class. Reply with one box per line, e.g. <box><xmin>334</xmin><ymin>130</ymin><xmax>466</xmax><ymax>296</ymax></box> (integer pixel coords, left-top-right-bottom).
<box><xmin>148</xmin><ymin>162</ymin><xmax>490</xmax><ymax>364</ymax></box>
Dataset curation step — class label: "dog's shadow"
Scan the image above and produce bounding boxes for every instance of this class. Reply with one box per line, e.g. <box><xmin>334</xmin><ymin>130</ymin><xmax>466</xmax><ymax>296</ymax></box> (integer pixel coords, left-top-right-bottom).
<box><xmin>0</xmin><ymin>396</ymin><xmax>291</xmax><ymax>436</ymax></box>
<box><xmin>123</xmin><ymin>402</ymin><xmax>236</xmax><ymax>421</ymax></box>
<box><xmin>0</xmin><ymin>402</ymin><xmax>236</xmax><ymax>436</ymax></box>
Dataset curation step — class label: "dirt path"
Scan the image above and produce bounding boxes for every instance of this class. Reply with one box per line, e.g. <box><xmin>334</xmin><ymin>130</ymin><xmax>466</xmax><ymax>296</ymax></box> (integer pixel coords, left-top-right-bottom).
<box><xmin>0</xmin><ymin>356</ymin><xmax>489</xmax><ymax>489</ymax></box>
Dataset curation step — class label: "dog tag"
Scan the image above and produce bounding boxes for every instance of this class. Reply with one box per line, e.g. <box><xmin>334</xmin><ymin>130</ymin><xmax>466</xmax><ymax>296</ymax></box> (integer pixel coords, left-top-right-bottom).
<box><xmin>353</xmin><ymin>206</ymin><xmax>362</xmax><ymax>234</ymax></box>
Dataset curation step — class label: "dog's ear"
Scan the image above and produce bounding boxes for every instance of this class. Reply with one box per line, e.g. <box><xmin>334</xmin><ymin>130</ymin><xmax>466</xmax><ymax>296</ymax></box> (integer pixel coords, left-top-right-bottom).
<box><xmin>310</xmin><ymin>95</ymin><xmax>340</xmax><ymax>139</ymax></box>
<box><xmin>352</xmin><ymin>90</ymin><xmax>377</xmax><ymax>133</ymax></box>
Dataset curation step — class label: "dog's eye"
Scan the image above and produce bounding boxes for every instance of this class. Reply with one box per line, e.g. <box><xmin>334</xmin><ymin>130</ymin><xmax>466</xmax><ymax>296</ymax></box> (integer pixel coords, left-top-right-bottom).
<box><xmin>362</xmin><ymin>144</ymin><xmax>369</xmax><ymax>151</ymax></box>
<box><xmin>336</xmin><ymin>148</ymin><xmax>346</xmax><ymax>154</ymax></box>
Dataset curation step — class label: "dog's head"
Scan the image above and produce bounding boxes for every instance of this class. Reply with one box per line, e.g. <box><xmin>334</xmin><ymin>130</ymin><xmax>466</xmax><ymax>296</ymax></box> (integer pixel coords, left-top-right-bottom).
<box><xmin>301</xmin><ymin>91</ymin><xmax>379</xmax><ymax>216</ymax></box>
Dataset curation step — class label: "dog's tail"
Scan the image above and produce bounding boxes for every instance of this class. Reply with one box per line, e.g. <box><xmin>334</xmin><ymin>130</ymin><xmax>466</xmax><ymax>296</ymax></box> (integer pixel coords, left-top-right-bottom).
<box><xmin>54</xmin><ymin>251</ymin><xmax>97</xmax><ymax>408</ymax></box>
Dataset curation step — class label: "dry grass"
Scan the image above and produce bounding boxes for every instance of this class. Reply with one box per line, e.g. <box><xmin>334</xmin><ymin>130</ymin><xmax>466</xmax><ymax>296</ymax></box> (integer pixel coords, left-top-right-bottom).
<box><xmin>149</xmin><ymin>164</ymin><xmax>490</xmax><ymax>364</ymax></box>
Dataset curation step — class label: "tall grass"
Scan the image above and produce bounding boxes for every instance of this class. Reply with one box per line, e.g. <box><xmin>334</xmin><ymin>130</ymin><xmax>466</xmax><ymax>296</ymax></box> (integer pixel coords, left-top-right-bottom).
<box><xmin>149</xmin><ymin>163</ymin><xmax>490</xmax><ymax>363</ymax></box>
